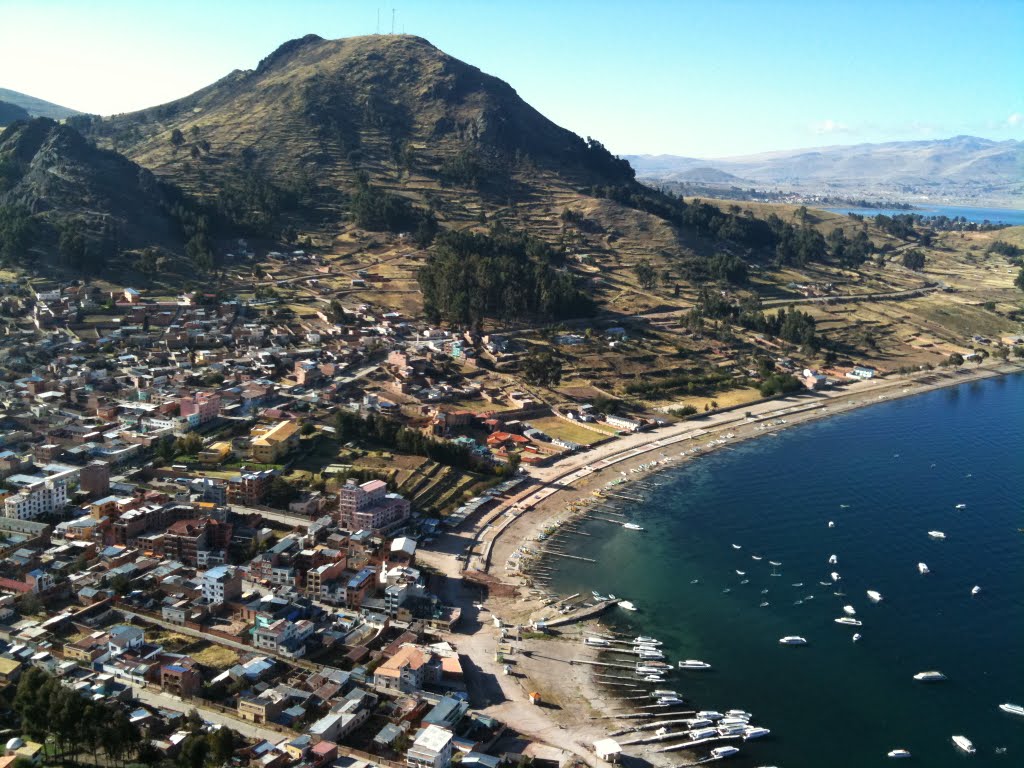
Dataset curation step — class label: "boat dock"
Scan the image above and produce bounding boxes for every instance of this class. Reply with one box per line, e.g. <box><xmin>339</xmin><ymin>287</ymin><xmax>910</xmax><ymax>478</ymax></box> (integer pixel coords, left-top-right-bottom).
<box><xmin>540</xmin><ymin>599</ymin><xmax>618</xmax><ymax>628</ymax></box>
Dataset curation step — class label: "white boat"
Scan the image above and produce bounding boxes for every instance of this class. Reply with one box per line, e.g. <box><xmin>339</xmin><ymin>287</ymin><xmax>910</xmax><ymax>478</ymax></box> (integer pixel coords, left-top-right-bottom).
<box><xmin>678</xmin><ymin>659</ymin><xmax>711</xmax><ymax>669</ymax></box>
<box><xmin>732</xmin><ymin>544</ymin><xmax>742</xmax><ymax>550</ymax></box>
<box><xmin>759</xmin><ymin>601</ymin><xmax>770</xmax><ymax>607</ymax></box>
<box><xmin>635</xmin><ymin>635</ymin><xmax>661</xmax><ymax>645</ymax></box>
<box><xmin>867</xmin><ymin>590</ymin><xmax>883</xmax><ymax>603</ymax></box>
<box><xmin>751</xmin><ymin>555</ymin><xmax>762</xmax><ymax>560</ymax></box>
<box><xmin>852</xmin><ymin>633</ymin><xmax>862</xmax><ymax>642</ymax></box>
<box><xmin>638</xmin><ymin>649</ymin><xmax>664</xmax><ymax>660</ymax></box>
<box><xmin>955</xmin><ymin>503</ymin><xmax>967</xmax><ymax>510</ymax></box>
<box><xmin>918</xmin><ymin>562</ymin><xmax>930</xmax><ymax>575</ymax></box>
<box><xmin>914</xmin><ymin>671</ymin><xmax>947</xmax><ymax>682</ymax></box>
<box><xmin>623</xmin><ymin>522</ymin><xmax>644</xmax><ymax>531</ymax></box>
<box><xmin>835</xmin><ymin>617</ymin><xmax>862</xmax><ymax>626</ymax></box>
<box><xmin>779</xmin><ymin>636</ymin><xmax>807</xmax><ymax>645</ymax></box>
<box><xmin>928</xmin><ymin>530</ymin><xmax>946</xmax><ymax>540</ymax></box>
<box><xmin>971</xmin><ymin>585</ymin><xmax>982</xmax><ymax>596</ymax></box>
<box><xmin>726</xmin><ymin>709</ymin><xmax>752</xmax><ymax>719</ymax></box>
<box><xmin>887</xmin><ymin>749</ymin><xmax>912</xmax><ymax>758</ymax></box>
<box><xmin>831</xmin><ymin>572</ymin><xmax>841</xmax><ymax>582</ymax></box>
<box><xmin>653</xmin><ymin>689</ymin><xmax>678</xmax><ymax>697</ymax></box>
<box><xmin>736</xmin><ymin>570</ymin><xmax>746</xmax><ymax>576</ymax></box>
<box><xmin>690</xmin><ymin>727</ymin><xmax>718</xmax><ymax>740</ymax></box>
<box><xmin>642</xmin><ymin>674</ymin><xmax>664</xmax><ymax>682</ymax></box>
<box><xmin>951</xmin><ymin>735</ymin><xmax>975</xmax><ymax>754</ymax></box>
<box><xmin>710</xmin><ymin>746</ymin><xmax>740</xmax><ymax>758</ymax></box>
<box><xmin>828</xmin><ymin>521</ymin><xmax>835</xmax><ymax>528</ymax></box>
<box><xmin>698</xmin><ymin>710</ymin><xmax>724</xmax><ymax>721</ymax></box>
<box><xmin>769</xmin><ymin>560</ymin><xmax>782</xmax><ymax>566</ymax></box>
<box><xmin>584</xmin><ymin>637</ymin><xmax>610</xmax><ymax>647</ymax></box>
<box><xmin>743</xmin><ymin>727</ymin><xmax>771</xmax><ymax>741</ymax></box>
<box><xmin>828</xmin><ymin>554</ymin><xmax>838</xmax><ymax>564</ymax></box>
<box><xmin>998</xmin><ymin>703</ymin><xmax>1024</xmax><ymax>716</ymax></box>
<box><xmin>619</xmin><ymin>600</ymin><xmax>638</xmax><ymax>611</ymax></box>
<box><xmin>843</xmin><ymin>605</ymin><xmax>857</xmax><ymax>615</ymax></box>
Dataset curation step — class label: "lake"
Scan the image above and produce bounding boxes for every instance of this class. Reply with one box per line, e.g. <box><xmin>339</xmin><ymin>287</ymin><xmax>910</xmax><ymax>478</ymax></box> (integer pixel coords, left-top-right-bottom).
<box><xmin>824</xmin><ymin>204</ymin><xmax>1024</xmax><ymax>226</ymax></box>
<box><xmin>548</xmin><ymin>373</ymin><xmax>1024</xmax><ymax>768</ymax></box>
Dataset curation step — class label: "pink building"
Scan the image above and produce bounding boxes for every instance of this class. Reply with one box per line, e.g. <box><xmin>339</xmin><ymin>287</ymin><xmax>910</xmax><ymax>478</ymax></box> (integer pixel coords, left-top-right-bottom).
<box><xmin>179</xmin><ymin>392</ymin><xmax>221</xmax><ymax>424</ymax></box>
<box><xmin>337</xmin><ymin>479</ymin><xmax>410</xmax><ymax>533</ymax></box>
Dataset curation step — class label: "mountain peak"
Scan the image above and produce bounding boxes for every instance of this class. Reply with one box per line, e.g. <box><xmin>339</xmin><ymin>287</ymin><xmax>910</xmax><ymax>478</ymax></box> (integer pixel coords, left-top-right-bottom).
<box><xmin>255</xmin><ymin>33</ymin><xmax>325</xmax><ymax>74</ymax></box>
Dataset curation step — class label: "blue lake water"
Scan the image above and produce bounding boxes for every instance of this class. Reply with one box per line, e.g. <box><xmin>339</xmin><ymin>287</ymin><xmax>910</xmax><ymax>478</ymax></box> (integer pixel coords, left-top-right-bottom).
<box><xmin>824</xmin><ymin>204</ymin><xmax>1024</xmax><ymax>226</ymax></box>
<box><xmin>548</xmin><ymin>373</ymin><xmax>1024</xmax><ymax>768</ymax></box>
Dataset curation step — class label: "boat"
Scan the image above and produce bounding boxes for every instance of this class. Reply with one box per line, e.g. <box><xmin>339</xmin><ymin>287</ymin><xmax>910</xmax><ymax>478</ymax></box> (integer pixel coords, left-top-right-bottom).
<box><xmin>653</xmin><ymin>689</ymin><xmax>678</xmax><ymax>697</ymax></box>
<box><xmin>828</xmin><ymin>521</ymin><xmax>835</xmax><ymax>528</ymax></box>
<box><xmin>843</xmin><ymin>605</ymin><xmax>856</xmax><ymax>615</ymax></box>
<box><xmin>914</xmin><ymin>671</ymin><xmax>947</xmax><ymax>682</ymax></box>
<box><xmin>643</xmin><ymin>674</ymin><xmax>664</xmax><ymax>682</ymax></box>
<box><xmin>638</xmin><ymin>649</ymin><xmax>664</xmax><ymax>660</ymax></box>
<box><xmin>678</xmin><ymin>659</ymin><xmax>711</xmax><ymax>669</ymax></box>
<box><xmin>584</xmin><ymin>637</ymin><xmax>610</xmax><ymax>647</ymax></box>
<box><xmin>971</xmin><ymin>585</ymin><xmax>982</xmax><ymax>596</ymax></box>
<box><xmin>887</xmin><ymin>749</ymin><xmax>912</xmax><ymax>758</ymax></box>
<box><xmin>928</xmin><ymin>530</ymin><xmax>946</xmax><ymax>540</ymax></box>
<box><xmin>635</xmin><ymin>636</ymin><xmax>662</xmax><ymax>645</ymax></box>
<box><xmin>732</xmin><ymin>544</ymin><xmax>742</xmax><ymax>550</ymax></box>
<box><xmin>689</xmin><ymin>727</ymin><xmax>718</xmax><ymax>740</ymax></box>
<box><xmin>743</xmin><ymin>727</ymin><xmax>771</xmax><ymax>741</ymax></box>
<box><xmin>955</xmin><ymin>503</ymin><xmax>967</xmax><ymax>510</ymax></box>
<box><xmin>740</xmin><ymin>579</ymin><xmax>749</xmax><ymax>584</ymax></box>
<box><xmin>622</xmin><ymin>522</ymin><xmax>644</xmax><ymax>531</ymax></box>
<box><xmin>779</xmin><ymin>636</ymin><xmax>807</xmax><ymax>645</ymax></box>
<box><xmin>998</xmin><ymin>703</ymin><xmax>1024</xmax><ymax>716</ymax></box>
<box><xmin>698</xmin><ymin>710</ymin><xmax>725</xmax><ymax>721</ymax></box>
<box><xmin>690</xmin><ymin>578</ymin><xmax>700</xmax><ymax>584</ymax></box>
<box><xmin>761</xmin><ymin>588</ymin><xmax>770</xmax><ymax>594</ymax></box>
<box><xmin>736</xmin><ymin>570</ymin><xmax>746</xmax><ymax>576</ymax></box>
<box><xmin>918</xmin><ymin>562</ymin><xmax>930</xmax><ymax>574</ymax></box>
<box><xmin>951</xmin><ymin>736</ymin><xmax>975</xmax><ymax>754</ymax></box>
<box><xmin>769</xmin><ymin>561</ymin><xmax>782</xmax><ymax>566</ymax></box>
<box><xmin>831</xmin><ymin>572</ymin><xmax>842</xmax><ymax>582</ymax></box>
<box><xmin>791</xmin><ymin>582</ymin><xmax>804</xmax><ymax>587</ymax></box>
<box><xmin>619</xmin><ymin>600</ymin><xmax>638</xmax><ymax>611</ymax></box>
<box><xmin>828</xmin><ymin>554</ymin><xmax>838</xmax><ymax>564</ymax></box>
<box><xmin>819</xmin><ymin>581</ymin><xmax>831</xmax><ymax>586</ymax></box>
<box><xmin>751</xmin><ymin>555</ymin><xmax>762</xmax><ymax>561</ymax></box>
<box><xmin>835</xmin><ymin>617</ymin><xmax>862</xmax><ymax>626</ymax></box>
<box><xmin>710</xmin><ymin>746</ymin><xmax>740</xmax><ymax>758</ymax></box>
<box><xmin>853</xmin><ymin>633</ymin><xmax>862</xmax><ymax>642</ymax></box>
<box><xmin>760</xmin><ymin>601</ymin><xmax>770</xmax><ymax>607</ymax></box>
<box><xmin>726</xmin><ymin>710</ymin><xmax>752</xmax><ymax>719</ymax></box>
<box><xmin>867</xmin><ymin>590</ymin><xmax>883</xmax><ymax>603</ymax></box>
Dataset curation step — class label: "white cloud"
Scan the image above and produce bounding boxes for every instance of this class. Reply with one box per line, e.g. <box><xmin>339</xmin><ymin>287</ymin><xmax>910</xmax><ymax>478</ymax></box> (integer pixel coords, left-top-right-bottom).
<box><xmin>811</xmin><ymin>119</ymin><xmax>852</xmax><ymax>135</ymax></box>
<box><xmin>1007</xmin><ymin>113</ymin><xmax>1023</xmax><ymax>127</ymax></box>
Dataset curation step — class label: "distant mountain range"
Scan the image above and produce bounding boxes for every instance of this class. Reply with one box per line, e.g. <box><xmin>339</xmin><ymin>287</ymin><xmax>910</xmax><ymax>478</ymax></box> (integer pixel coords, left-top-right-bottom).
<box><xmin>0</xmin><ymin>87</ymin><xmax>81</xmax><ymax>121</ymax></box>
<box><xmin>626</xmin><ymin>136</ymin><xmax>1024</xmax><ymax>205</ymax></box>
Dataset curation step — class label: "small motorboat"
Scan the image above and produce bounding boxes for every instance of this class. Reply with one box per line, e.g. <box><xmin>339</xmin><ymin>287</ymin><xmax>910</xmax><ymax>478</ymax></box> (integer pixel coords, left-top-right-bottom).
<box><xmin>828</xmin><ymin>521</ymin><xmax>836</xmax><ymax>528</ymax></box>
<box><xmin>887</xmin><ymin>749</ymin><xmax>911</xmax><ymax>758</ymax></box>
<box><xmin>678</xmin><ymin>659</ymin><xmax>711</xmax><ymax>670</ymax></box>
<box><xmin>867</xmin><ymin>590</ymin><xmax>883</xmax><ymax>603</ymax></box>
<box><xmin>828</xmin><ymin>554</ymin><xmax>838</xmax><ymax>564</ymax></box>
<box><xmin>999</xmin><ymin>703</ymin><xmax>1024</xmax><ymax>717</ymax></box>
<box><xmin>914</xmin><ymin>671</ymin><xmax>946</xmax><ymax>682</ymax></box>
<box><xmin>928</xmin><ymin>530</ymin><xmax>946</xmax><ymax>540</ymax></box>
<box><xmin>618</xmin><ymin>600</ymin><xmax>638</xmax><ymax>611</ymax></box>
<box><xmin>779</xmin><ymin>636</ymin><xmax>807</xmax><ymax>645</ymax></box>
<box><xmin>835</xmin><ymin>617</ymin><xmax>862</xmax><ymax>626</ymax></box>
<box><xmin>971</xmin><ymin>585</ymin><xmax>982</xmax><ymax>596</ymax></box>
<box><xmin>918</xmin><ymin>563</ymin><xmax>930</xmax><ymax>575</ymax></box>
<box><xmin>843</xmin><ymin>605</ymin><xmax>857</xmax><ymax>615</ymax></box>
<box><xmin>732</xmin><ymin>544</ymin><xmax>742</xmax><ymax>550</ymax></box>
<box><xmin>951</xmin><ymin>735</ymin><xmax>975</xmax><ymax>754</ymax></box>
<box><xmin>852</xmin><ymin>633</ymin><xmax>862</xmax><ymax>642</ymax></box>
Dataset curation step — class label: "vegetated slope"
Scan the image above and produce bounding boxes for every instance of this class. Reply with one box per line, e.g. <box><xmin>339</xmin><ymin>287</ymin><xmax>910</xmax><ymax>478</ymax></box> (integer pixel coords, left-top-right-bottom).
<box><xmin>0</xmin><ymin>87</ymin><xmax>81</xmax><ymax>120</ymax></box>
<box><xmin>0</xmin><ymin>118</ymin><xmax>194</xmax><ymax>273</ymax></box>
<box><xmin>80</xmin><ymin>34</ymin><xmax>635</xmax><ymax>230</ymax></box>
<box><xmin>0</xmin><ymin>101</ymin><xmax>31</xmax><ymax>126</ymax></box>
<box><xmin>627</xmin><ymin>136</ymin><xmax>1024</xmax><ymax>201</ymax></box>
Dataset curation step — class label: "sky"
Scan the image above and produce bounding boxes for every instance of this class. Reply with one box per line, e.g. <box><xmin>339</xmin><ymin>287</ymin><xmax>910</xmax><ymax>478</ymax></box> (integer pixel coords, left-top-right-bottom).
<box><xmin>1</xmin><ymin>0</ymin><xmax>1022</xmax><ymax>157</ymax></box>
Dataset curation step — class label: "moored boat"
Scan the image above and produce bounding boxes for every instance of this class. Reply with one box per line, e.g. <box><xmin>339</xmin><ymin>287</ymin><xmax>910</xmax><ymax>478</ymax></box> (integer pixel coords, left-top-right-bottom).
<box><xmin>914</xmin><ymin>671</ymin><xmax>946</xmax><ymax>682</ymax></box>
<box><xmin>835</xmin><ymin>617</ymin><xmax>862</xmax><ymax>626</ymax></box>
<box><xmin>887</xmin><ymin>749</ymin><xmax>911</xmax><ymax>758</ymax></box>
<box><xmin>999</xmin><ymin>703</ymin><xmax>1024</xmax><ymax>716</ymax></box>
<box><xmin>951</xmin><ymin>735</ymin><xmax>975</xmax><ymax>754</ymax></box>
<box><xmin>710</xmin><ymin>746</ymin><xmax>740</xmax><ymax>758</ymax></box>
<box><xmin>918</xmin><ymin>562</ymin><xmax>930</xmax><ymax>575</ymax></box>
<box><xmin>779</xmin><ymin>636</ymin><xmax>807</xmax><ymax>645</ymax></box>
<box><xmin>678</xmin><ymin>659</ymin><xmax>711</xmax><ymax>669</ymax></box>
<box><xmin>867</xmin><ymin>590</ymin><xmax>883</xmax><ymax>603</ymax></box>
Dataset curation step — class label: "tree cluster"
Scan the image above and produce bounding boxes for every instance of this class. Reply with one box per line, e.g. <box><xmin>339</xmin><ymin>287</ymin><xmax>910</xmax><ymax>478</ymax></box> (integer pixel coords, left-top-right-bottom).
<box><xmin>520</xmin><ymin>349</ymin><xmax>562</xmax><ymax>387</ymax></box>
<box><xmin>349</xmin><ymin>173</ymin><xmax>428</xmax><ymax>233</ymax></box>
<box><xmin>418</xmin><ymin>224</ymin><xmax>594</xmax><ymax>325</ymax></box>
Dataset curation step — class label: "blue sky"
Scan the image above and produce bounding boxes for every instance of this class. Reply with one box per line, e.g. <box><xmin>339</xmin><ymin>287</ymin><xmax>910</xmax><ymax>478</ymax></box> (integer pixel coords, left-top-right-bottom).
<box><xmin>1</xmin><ymin>0</ymin><xmax>1021</xmax><ymax>157</ymax></box>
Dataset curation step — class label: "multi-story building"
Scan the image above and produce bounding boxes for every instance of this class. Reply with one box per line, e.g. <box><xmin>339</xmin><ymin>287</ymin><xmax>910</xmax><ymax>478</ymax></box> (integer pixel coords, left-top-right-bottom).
<box><xmin>79</xmin><ymin>461</ymin><xmax>110</xmax><ymax>498</ymax></box>
<box><xmin>3</xmin><ymin>476</ymin><xmax>67</xmax><ymax>520</ymax></box>
<box><xmin>199</xmin><ymin>565</ymin><xmax>241</xmax><ymax>604</ymax></box>
<box><xmin>406</xmin><ymin>725</ymin><xmax>453</xmax><ymax>768</ymax></box>
<box><xmin>227</xmin><ymin>470</ymin><xmax>274</xmax><ymax>506</ymax></box>
<box><xmin>161</xmin><ymin>657</ymin><xmax>202</xmax><ymax>697</ymax></box>
<box><xmin>374</xmin><ymin>643</ymin><xmax>443</xmax><ymax>693</ymax></box>
<box><xmin>337</xmin><ymin>479</ymin><xmax>410</xmax><ymax>533</ymax></box>
<box><xmin>178</xmin><ymin>393</ymin><xmax>221</xmax><ymax>425</ymax></box>
<box><xmin>250</xmin><ymin>421</ymin><xmax>300</xmax><ymax>463</ymax></box>
<box><xmin>253</xmin><ymin>618</ymin><xmax>314</xmax><ymax>656</ymax></box>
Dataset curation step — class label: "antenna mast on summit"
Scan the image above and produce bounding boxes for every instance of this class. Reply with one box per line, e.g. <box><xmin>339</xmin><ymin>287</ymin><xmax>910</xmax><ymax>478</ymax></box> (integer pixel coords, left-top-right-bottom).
<box><xmin>391</xmin><ymin>8</ymin><xmax>396</xmax><ymax>34</ymax></box>
<box><xmin>376</xmin><ymin>9</ymin><xmax>380</xmax><ymax>34</ymax></box>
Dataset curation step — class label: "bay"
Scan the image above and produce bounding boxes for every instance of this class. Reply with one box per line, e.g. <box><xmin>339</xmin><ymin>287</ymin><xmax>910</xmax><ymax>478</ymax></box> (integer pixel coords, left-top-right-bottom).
<box><xmin>823</xmin><ymin>204</ymin><xmax>1024</xmax><ymax>226</ymax></box>
<box><xmin>548</xmin><ymin>373</ymin><xmax>1024</xmax><ymax>767</ymax></box>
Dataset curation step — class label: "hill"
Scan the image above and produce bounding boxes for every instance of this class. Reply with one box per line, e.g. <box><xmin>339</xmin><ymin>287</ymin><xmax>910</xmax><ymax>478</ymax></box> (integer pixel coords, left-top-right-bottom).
<box><xmin>626</xmin><ymin>136</ymin><xmax>1024</xmax><ymax>205</ymax></box>
<box><xmin>78</xmin><ymin>34</ymin><xmax>636</xmax><ymax>235</ymax></box>
<box><xmin>0</xmin><ymin>118</ymin><xmax>198</xmax><ymax>275</ymax></box>
<box><xmin>0</xmin><ymin>87</ymin><xmax>81</xmax><ymax>120</ymax></box>
<box><xmin>0</xmin><ymin>100</ymin><xmax>31</xmax><ymax>126</ymax></box>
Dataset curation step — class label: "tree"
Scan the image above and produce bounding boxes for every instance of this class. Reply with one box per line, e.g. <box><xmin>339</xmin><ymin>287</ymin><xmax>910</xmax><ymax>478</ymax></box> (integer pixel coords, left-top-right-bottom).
<box><xmin>208</xmin><ymin>727</ymin><xmax>237</xmax><ymax>764</ymax></box>
<box><xmin>902</xmin><ymin>249</ymin><xmax>926</xmax><ymax>271</ymax></box>
<box><xmin>634</xmin><ymin>259</ymin><xmax>657</xmax><ymax>289</ymax></box>
<box><xmin>301</xmin><ymin>421</ymin><xmax>316</xmax><ymax>436</ymax></box>
<box><xmin>1015</xmin><ymin>266</ymin><xmax>1024</xmax><ymax>292</ymax></box>
<box><xmin>170</xmin><ymin>128</ymin><xmax>185</xmax><ymax>148</ymax></box>
<box><xmin>266</xmin><ymin>477</ymin><xmax>299</xmax><ymax>508</ymax></box>
<box><xmin>521</xmin><ymin>350</ymin><xmax>562</xmax><ymax>387</ymax></box>
<box><xmin>947</xmin><ymin>352</ymin><xmax>964</xmax><ymax>367</ymax></box>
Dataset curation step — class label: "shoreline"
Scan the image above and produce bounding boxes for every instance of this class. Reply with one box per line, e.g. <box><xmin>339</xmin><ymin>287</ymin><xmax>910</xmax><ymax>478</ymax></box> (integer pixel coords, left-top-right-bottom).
<box><xmin>465</xmin><ymin>361</ymin><xmax>1022</xmax><ymax>765</ymax></box>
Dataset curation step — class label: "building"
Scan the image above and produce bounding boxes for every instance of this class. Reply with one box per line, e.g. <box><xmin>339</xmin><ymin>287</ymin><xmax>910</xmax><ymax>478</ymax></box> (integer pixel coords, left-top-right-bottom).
<box><xmin>199</xmin><ymin>565</ymin><xmax>241</xmax><ymax>604</ymax></box>
<box><xmin>238</xmin><ymin>694</ymin><xmax>285</xmax><ymax>724</ymax></box>
<box><xmin>79</xmin><ymin>461</ymin><xmax>111</xmax><ymax>498</ymax></box>
<box><xmin>4</xmin><ymin>476</ymin><xmax>68</xmax><ymax>520</ymax></box>
<box><xmin>161</xmin><ymin>657</ymin><xmax>202</xmax><ymax>697</ymax></box>
<box><xmin>604</xmin><ymin>414</ymin><xmax>643</xmax><ymax>432</ymax></box>
<box><xmin>179</xmin><ymin>393</ymin><xmax>221</xmax><ymax>425</ymax></box>
<box><xmin>374</xmin><ymin>644</ymin><xmax>442</xmax><ymax>693</ymax></box>
<box><xmin>337</xmin><ymin>479</ymin><xmax>410</xmax><ymax>533</ymax></box>
<box><xmin>250</xmin><ymin>421</ymin><xmax>300</xmax><ymax>464</ymax></box>
<box><xmin>406</xmin><ymin>725</ymin><xmax>453</xmax><ymax>768</ymax></box>
<box><xmin>227</xmin><ymin>470</ymin><xmax>274</xmax><ymax>506</ymax></box>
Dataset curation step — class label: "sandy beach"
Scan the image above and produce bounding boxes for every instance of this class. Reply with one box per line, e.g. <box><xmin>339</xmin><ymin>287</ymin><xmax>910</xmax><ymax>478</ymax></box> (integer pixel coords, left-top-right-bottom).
<box><xmin>452</xmin><ymin>360</ymin><xmax>1022</xmax><ymax>766</ymax></box>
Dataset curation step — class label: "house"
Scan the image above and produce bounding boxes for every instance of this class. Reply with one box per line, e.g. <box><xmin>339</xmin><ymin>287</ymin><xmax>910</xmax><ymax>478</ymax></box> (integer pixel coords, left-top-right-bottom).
<box><xmin>604</xmin><ymin>414</ymin><xmax>642</xmax><ymax>432</ymax></box>
<box><xmin>161</xmin><ymin>657</ymin><xmax>202</xmax><ymax>697</ymax></box>
<box><xmin>593</xmin><ymin>738</ymin><xmax>622</xmax><ymax>764</ymax></box>
<box><xmin>238</xmin><ymin>694</ymin><xmax>285</xmax><ymax>724</ymax></box>
<box><xmin>250</xmin><ymin>421</ymin><xmax>300</xmax><ymax>463</ymax></box>
<box><xmin>374</xmin><ymin>643</ymin><xmax>442</xmax><ymax>693</ymax></box>
<box><xmin>847</xmin><ymin>365</ymin><xmax>877</xmax><ymax>380</ymax></box>
<box><xmin>422</xmin><ymin>696</ymin><xmax>469</xmax><ymax>730</ymax></box>
<box><xmin>407</xmin><ymin>725</ymin><xmax>453</xmax><ymax>768</ymax></box>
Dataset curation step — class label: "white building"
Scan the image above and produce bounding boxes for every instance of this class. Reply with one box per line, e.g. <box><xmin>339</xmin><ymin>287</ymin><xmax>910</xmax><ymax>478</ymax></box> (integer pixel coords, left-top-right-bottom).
<box><xmin>407</xmin><ymin>725</ymin><xmax>453</xmax><ymax>768</ymax></box>
<box><xmin>4</xmin><ymin>476</ymin><xmax>68</xmax><ymax>520</ymax></box>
